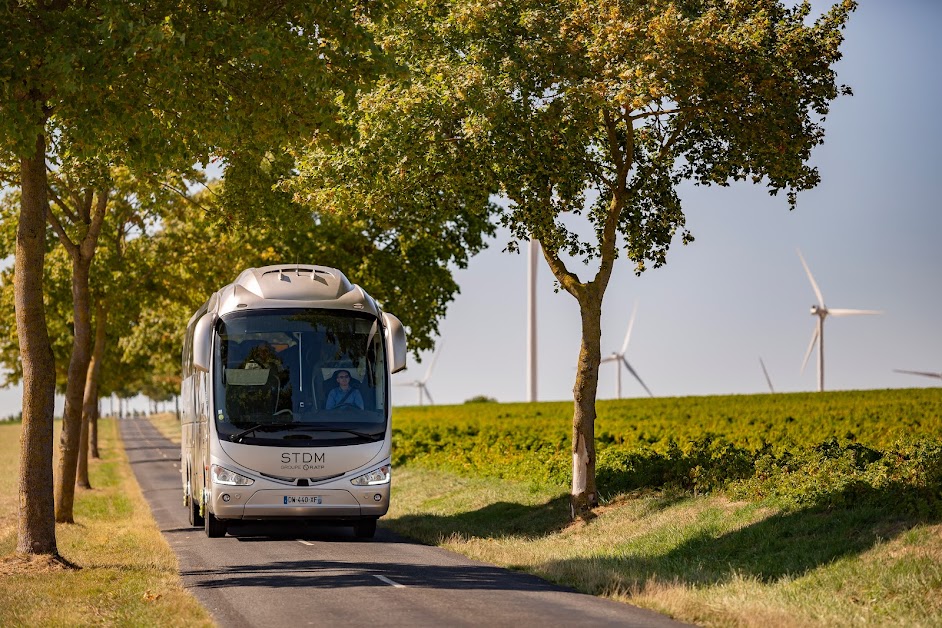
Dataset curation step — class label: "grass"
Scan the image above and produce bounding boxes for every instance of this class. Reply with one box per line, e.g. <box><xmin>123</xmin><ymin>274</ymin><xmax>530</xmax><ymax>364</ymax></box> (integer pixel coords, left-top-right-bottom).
<box><xmin>385</xmin><ymin>468</ymin><xmax>942</xmax><ymax>626</ymax></box>
<box><xmin>0</xmin><ymin>418</ymin><xmax>213</xmax><ymax>627</ymax></box>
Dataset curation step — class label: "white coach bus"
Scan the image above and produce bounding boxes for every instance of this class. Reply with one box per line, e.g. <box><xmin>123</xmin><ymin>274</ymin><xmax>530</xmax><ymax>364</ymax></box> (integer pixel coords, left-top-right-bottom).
<box><xmin>181</xmin><ymin>265</ymin><xmax>407</xmax><ymax>538</ymax></box>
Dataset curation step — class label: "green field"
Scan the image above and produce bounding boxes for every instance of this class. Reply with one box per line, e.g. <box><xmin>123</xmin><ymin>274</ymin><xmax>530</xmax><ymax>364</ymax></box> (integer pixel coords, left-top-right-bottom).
<box><xmin>390</xmin><ymin>388</ymin><xmax>942</xmax><ymax>511</ymax></box>
<box><xmin>383</xmin><ymin>388</ymin><xmax>942</xmax><ymax>626</ymax></box>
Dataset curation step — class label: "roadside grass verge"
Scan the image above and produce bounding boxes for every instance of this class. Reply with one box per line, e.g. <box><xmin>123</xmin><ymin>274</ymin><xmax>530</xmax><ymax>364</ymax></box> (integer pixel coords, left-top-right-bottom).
<box><xmin>386</xmin><ymin>467</ymin><xmax>942</xmax><ymax>627</ymax></box>
<box><xmin>0</xmin><ymin>419</ymin><xmax>213</xmax><ymax>627</ymax></box>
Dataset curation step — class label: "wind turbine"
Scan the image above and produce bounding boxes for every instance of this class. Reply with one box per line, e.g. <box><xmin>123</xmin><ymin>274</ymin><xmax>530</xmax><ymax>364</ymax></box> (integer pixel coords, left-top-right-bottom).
<box><xmin>601</xmin><ymin>303</ymin><xmax>653</xmax><ymax>398</ymax></box>
<box><xmin>893</xmin><ymin>368</ymin><xmax>942</xmax><ymax>383</ymax></box>
<box><xmin>798</xmin><ymin>250</ymin><xmax>881</xmax><ymax>392</ymax></box>
<box><xmin>397</xmin><ymin>344</ymin><xmax>443</xmax><ymax>405</ymax></box>
<box><xmin>759</xmin><ymin>357</ymin><xmax>775</xmax><ymax>393</ymax></box>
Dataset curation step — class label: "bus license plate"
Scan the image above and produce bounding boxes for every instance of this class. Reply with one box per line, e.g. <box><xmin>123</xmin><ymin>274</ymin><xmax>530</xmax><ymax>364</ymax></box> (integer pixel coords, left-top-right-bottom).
<box><xmin>284</xmin><ymin>496</ymin><xmax>322</xmax><ymax>505</ymax></box>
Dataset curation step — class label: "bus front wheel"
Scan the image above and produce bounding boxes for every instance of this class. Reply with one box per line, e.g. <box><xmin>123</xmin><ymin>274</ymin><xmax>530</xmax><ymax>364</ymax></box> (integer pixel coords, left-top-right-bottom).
<box><xmin>187</xmin><ymin>475</ymin><xmax>204</xmax><ymax>527</ymax></box>
<box><xmin>205</xmin><ymin>509</ymin><xmax>227</xmax><ymax>538</ymax></box>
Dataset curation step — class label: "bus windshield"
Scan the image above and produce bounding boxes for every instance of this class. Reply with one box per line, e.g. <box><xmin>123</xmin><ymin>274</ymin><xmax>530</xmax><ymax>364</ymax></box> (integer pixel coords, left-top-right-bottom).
<box><xmin>213</xmin><ymin>309</ymin><xmax>387</xmax><ymax>446</ymax></box>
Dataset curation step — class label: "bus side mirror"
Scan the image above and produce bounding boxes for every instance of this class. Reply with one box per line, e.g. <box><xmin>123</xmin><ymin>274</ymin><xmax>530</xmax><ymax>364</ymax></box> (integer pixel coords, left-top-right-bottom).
<box><xmin>192</xmin><ymin>312</ymin><xmax>215</xmax><ymax>373</ymax></box>
<box><xmin>382</xmin><ymin>313</ymin><xmax>407</xmax><ymax>374</ymax></box>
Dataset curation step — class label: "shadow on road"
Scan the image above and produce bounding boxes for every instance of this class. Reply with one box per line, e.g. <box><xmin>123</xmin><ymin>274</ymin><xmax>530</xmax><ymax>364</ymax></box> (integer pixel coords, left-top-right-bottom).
<box><xmin>124</xmin><ymin>444</ymin><xmax>179</xmax><ymax>452</ymax></box>
<box><xmin>181</xmin><ymin>558</ymin><xmax>566</xmax><ymax>592</ymax></box>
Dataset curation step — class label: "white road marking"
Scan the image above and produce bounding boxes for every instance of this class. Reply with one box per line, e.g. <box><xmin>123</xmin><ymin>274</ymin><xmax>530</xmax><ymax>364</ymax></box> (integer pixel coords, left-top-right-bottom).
<box><xmin>373</xmin><ymin>575</ymin><xmax>406</xmax><ymax>588</ymax></box>
<box><xmin>295</xmin><ymin>542</ymin><xmax>406</xmax><ymax>588</ymax></box>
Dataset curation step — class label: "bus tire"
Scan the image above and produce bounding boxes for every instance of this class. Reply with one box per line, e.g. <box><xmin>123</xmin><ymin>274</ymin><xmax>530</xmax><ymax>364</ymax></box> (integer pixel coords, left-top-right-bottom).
<box><xmin>187</xmin><ymin>474</ymin><xmax>204</xmax><ymax>527</ymax></box>
<box><xmin>353</xmin><ymin>518</ymin><xmax>377</xmax><ymax>539</ymax></box>
<box><xmin>205</xmin><ymin>508</ymin><xmax>227</xmax><ymax>538</ymax></box>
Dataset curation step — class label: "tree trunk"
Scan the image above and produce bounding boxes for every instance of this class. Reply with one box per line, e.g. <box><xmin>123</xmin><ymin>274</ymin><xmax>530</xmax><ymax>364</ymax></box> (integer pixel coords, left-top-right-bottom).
<box><xmin>76</xmin><ymin>410</ymin><xmax>91</xmax><ymax>489</ymax></box>
<box><xmin>89</xmin><ymin>400</ymin><xmax>100</xmax><ymax>459</ymax></box>
<box><xmin>537</xmin><ymin>229</ymin><xmax>616</xmax><ymax>521</ymax></box>
<box><xmin>15</xmin><ymin>134</ymin><xmax>59</xmax><ymax>556</ymax></box>
<box><xmin>55</xmin><ymin>257</ymin><xmax>93</xmax><ymax>522</ymax></box>
<box><xmin>570</xmin><ymin>292</ymin><xmax>603</xmax><ymax>519</ymax></box>
<box><xmin>84</xmin><ymin>302</ymin><xmax>106</xmax><ymax>460</ymax></box>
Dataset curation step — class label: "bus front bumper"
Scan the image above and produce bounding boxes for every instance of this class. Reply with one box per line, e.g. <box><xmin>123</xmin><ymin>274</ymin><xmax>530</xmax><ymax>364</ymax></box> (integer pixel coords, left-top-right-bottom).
<box><xmin>208</xmin><ymin>485</ymin><xmax>390</xmax><ymax>520</ymax></box>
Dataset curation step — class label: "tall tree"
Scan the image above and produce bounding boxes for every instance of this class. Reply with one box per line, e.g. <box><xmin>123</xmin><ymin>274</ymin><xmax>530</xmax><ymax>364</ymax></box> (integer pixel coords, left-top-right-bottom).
<box><xmin>290</xmin><ymin>0</ymin><xmax>857</xmax><ymax>517</ymax></box>
<box><xmin>0</xmin><ymin>0</ymin><xmax>385</xmax><ymax>554</ymax></box>
<box><xmin>44</xmin><ymin>162</ymin><xmax>108</xmax><ymax>519</ymax></box>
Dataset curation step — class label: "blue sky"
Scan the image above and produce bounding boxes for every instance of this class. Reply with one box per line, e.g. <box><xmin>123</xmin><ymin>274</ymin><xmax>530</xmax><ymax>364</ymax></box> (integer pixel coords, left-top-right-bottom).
<box><xmin>1</xmin><ymin>1</ymin><xmax>940</xmax><ymax>415</ymax></box>
<box><xmin>391</xmin><ymin>1</ymin><xmax>942</xmax><ymax>405</ymax></box>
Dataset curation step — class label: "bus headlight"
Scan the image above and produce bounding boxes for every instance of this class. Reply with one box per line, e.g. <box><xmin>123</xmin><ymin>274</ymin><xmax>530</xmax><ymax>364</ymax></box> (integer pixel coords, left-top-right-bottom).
<box><xmin>350</xmin><ymin>465</ymin><xmax>390</xmax><ymax>486</ymax></box>
<box><xmin>211</xmin><ymin>464</ymin><xmax>255</xmax><ymax>486</ymax></box>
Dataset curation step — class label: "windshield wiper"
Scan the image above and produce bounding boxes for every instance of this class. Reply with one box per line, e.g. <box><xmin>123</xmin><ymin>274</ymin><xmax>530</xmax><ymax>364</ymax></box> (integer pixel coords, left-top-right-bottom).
<box><xmin>231</xmin><ymin>423</ymin><xmax>383</xmax><ymax>443</ymax></box>
<box><xmin>302</xmin><ymin>427</ymin><xmax>384</xmax><ymax>442</ymax></box>
<box><xmin>231</xmin><ymin>422</ymin><xmax>306</xmax><ymax>443</ymax></box>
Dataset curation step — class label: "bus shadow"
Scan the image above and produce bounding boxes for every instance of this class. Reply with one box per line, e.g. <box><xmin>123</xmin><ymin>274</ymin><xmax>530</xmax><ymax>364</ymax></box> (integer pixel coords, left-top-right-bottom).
<box><xmin>211</xmin><ymin>520</ymin><xmax>412</xmax><ymax>544</ymax></box>
<box><xmin>181</xmin><ymin>558</ymin><xmax>567</xmax><ymax>592</ymax></box>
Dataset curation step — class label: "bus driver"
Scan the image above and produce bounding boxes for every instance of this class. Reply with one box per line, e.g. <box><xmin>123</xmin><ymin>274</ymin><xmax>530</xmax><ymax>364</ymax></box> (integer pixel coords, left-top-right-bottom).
<box><xmin>326</xmin><ymin>369</ymin><xmax>365</xmax><ymax>410</ymax></box>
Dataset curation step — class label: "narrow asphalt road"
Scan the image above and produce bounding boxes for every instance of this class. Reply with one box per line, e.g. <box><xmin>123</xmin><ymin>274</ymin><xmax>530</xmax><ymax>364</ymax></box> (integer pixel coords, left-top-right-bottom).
<box><xmin>120</xmin><ymin>417</ymin><xmax>689</xmax><ymax>627</ymax></box>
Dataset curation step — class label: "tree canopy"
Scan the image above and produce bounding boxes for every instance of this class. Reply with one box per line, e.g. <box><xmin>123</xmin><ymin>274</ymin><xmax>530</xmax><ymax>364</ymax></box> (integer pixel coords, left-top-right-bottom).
<box><xmin>287</xmin><ymin>0</ymin><xmax>857</xmax><ymax>517</ymax></box>
<box><xmin>0</xmin><ymin>0</ymin><xmax>389</xmax><ymax>555</ymax></box>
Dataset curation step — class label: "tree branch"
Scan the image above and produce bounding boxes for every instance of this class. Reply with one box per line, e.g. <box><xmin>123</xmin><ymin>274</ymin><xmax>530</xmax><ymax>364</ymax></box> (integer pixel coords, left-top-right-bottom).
<box><xmin>602</xmin><ymin>109</ymin><xmax>624</xmax><ymax>178</ymax></box>
<box><xmin>159</xmin><ymin>182</ymin><xmax>210</xmax><ymax>213</ymax></box>
<box><xmin>79</xmin><ymin>188</ymin><xmax>93</xmax><ymax>224</ymax></box>
<box><xmin>628</xmin><ymin>106</ymin><xmax>688</xmax><ymax>122</ymax></box>
<box><xmin>657</xmin><ymin>111</ymin><xmax>691</xmax><ymax>162</ymax></box>
<box><xmin>540</xmin><ymin>242</ymin><xmax>583</xmax><ymax>299</ymax></box>
<box><xmin>45</xmin><ymin>171</ymin><xmax>80</xmax><ymax>224</ymax></box>
<box><xmin>46</xmin><ymin>205</ymin><xmax>78</xmax><ymax>257</ymax></box>
<box><xmin>594</xmin><ymin>111</ymin><xmax>634</xmax><ymax>294</ymax></box>
<box><xmin>44</xmin><ymin>196</ymin><xmax>84</xmax><ymax>264</ymax></box>
<box><xmin>79</xmin><ymin>189</ymin><xmax>109</xmax><ymax>261</ymax></box>
<box><xmin>593</xmin><ymin>194</ymin><xmax>621</xmax><ymax>293</ymax></box>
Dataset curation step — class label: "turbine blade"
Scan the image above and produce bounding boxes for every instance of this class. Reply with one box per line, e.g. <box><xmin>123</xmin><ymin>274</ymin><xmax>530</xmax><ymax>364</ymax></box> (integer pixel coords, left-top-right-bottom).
<box><xmin>893</xmin><ymin>369</ymin><xmax>942</xmax><ymax>380</ymax></box>
<box><xmin>797</xmin><ymin>249</ymin><xmax>826</xmax><ymax>307</ymax></box>
<box><xmin>423</xmin><ymin>386</ymin><xmax>435</xmax><ymax>405</ymax></box>
<box><xmin>422</xmin><ymin>343</ymin><xmax>444</xmax><ymax>384</ymax></box>
<box><xmin>622</xmin><ymin>357</ymin><xmax>653</xmax><ymax>397</ymax></box>
<box><xmin>801</xmin><ymin>327</ymin><xmax>819</xmax><ymax>374</ymax></box>
<box><xmin>759</xmin><ymin>357</ymin><xmax>775</xmax><ymax>393</ymax></box>
<box><xmin>621</xmin><ymin>301</ymin><xmax>639</xmax><ymax>355</ymax></box>
<box><xmin>828</xmin><ymin>308</ymin><xmax>882</xmax><ymax>317</ymax></box>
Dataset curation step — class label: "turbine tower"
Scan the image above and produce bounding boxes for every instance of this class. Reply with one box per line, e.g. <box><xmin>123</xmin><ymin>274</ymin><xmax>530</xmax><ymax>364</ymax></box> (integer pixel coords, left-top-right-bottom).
<box><xmin>893</xmin><ymin>368</ymin><xmax>942</xmax><ymax>383</ymax></box>
<box><xmin>798</xmin><ymin>250</ymin><xmax>881</xmax><ymax>392</ymax></box>
<box><xmin>397</xmin><ymin>343</ymin><xmax>443</xmax><ymax>405</ymax></box>
<box><xmin>759</xmin><ymin>357</ymin><xmax>775</xmax><ymax>393</ymax></box>
<box><xmin>601</xmin><ymin>302</ymin><xmax>653</xmax><ymax>398</ymax></box>
<box><xmin>527</xmin><ymin>239</ymin><xmax>539</xmax><ymax>402</ymax></box>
